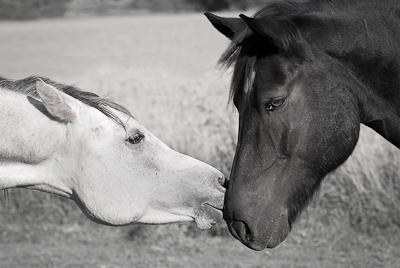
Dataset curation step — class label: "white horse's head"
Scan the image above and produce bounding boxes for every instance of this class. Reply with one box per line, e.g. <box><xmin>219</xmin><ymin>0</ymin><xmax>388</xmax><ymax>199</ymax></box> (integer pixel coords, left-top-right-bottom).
<box><xmin>0</xmin><ymin>77</ymin><xmax>226</xmax><ymax>229</ymax></box>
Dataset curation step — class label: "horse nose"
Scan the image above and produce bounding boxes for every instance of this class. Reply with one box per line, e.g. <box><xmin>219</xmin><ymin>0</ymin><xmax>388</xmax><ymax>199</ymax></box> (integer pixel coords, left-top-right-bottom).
<box><xmin>224</xmin><ymin>205</ymin><xmax>290</xmax><ymax>250</ymax></box>
<box><xmin>224</xmin><ymin>218</ymin><xmax>264</xmax><ymax>251</ymax></box>
<box><xmin>228</xmin><ymin>220</ymin><xmax>257</xmax><ymax>248</ymax></box>
<box><xmin>218</xmin><ymin>176</ymin><xmax>229</xmax><ymax>189</ymax></box>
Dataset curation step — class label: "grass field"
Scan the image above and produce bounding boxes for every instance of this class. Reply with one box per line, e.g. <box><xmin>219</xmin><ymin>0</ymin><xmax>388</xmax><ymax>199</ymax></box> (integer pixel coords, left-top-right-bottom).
<box><xmin>0</xmin><ymin>13</ymin><xmax>399</xmax><ymax>267</ymax></box>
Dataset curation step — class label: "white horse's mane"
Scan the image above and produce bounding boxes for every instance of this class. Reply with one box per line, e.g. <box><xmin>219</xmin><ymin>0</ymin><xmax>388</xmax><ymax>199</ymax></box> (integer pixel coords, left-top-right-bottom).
<box><xmin>0</xmin><ymin>76</ymin><xmax>132</xmax><ymax>128</ymax></box>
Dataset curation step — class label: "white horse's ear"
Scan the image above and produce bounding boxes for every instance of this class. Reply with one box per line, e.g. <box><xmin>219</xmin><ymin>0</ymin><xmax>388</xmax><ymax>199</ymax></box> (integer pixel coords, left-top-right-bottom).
<box><xmin>36</xmin><ymin>78</ymin><xmax>76</xmax><ymax>123</ymax></box>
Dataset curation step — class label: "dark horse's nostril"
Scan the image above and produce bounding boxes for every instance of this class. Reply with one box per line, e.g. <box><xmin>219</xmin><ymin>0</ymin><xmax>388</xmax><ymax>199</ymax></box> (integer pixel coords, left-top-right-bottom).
<box><xmin>230</xmin><ymin>220</ymin><xmax>252</xmax><ymax>244</ymax></box>
<box><xmin>218</xmin><ymin>176</ymin><xmax>229</xmax><ymax>189</ymax></box>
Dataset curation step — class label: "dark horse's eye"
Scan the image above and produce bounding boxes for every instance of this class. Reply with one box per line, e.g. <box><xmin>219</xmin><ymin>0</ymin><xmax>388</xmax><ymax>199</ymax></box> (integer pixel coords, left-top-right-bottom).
<box><xmin>266</xmin><ymin>98</ymin><xmax>286</xmax><ymax>111</ymax></box>
<box><xmin>127</xmin><ymin>133</ymin><xmax>144</xmax><ymax>144</ymax></box>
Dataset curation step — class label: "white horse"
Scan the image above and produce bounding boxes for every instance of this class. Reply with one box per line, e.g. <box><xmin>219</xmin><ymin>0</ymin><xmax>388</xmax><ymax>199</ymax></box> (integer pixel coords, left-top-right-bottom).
<box><xmin>0</xmin><ymin>76</ymin><xmax>226</xmax><ymax>229</ymax></box>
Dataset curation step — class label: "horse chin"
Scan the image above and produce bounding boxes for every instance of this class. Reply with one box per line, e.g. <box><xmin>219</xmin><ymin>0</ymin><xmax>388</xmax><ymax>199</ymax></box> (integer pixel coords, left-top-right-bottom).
<box><xmin>193</xmin><ymin>204</ymin><xmax>224</xmax><ymax>229</ymax></box>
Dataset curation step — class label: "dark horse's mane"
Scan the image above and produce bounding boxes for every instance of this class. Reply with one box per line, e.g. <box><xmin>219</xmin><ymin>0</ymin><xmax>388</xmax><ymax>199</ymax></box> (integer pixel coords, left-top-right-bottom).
<box><xmin>220</xmin><ymin>0</ymin><xmax>400</xmax><ymax>105</ymax></box>
<box><xmin>0</xmin><ymin>76</ymin><xmax>132</xmax><ymax>128</ymax></box>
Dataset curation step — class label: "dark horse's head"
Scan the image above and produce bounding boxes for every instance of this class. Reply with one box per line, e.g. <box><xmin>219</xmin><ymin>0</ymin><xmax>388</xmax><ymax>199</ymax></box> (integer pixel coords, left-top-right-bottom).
<box><xmin>205</xmin><ymin>3</ymin><xmax>365</xmax><ymax>250</ymax></box>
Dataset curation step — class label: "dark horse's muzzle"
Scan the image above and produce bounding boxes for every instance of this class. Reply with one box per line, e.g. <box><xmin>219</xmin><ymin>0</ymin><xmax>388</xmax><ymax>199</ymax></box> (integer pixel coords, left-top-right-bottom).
<box><xmin>223</xmin><ymin>186</ymin><xmax>290</xmax><ymax>251</ymax></box>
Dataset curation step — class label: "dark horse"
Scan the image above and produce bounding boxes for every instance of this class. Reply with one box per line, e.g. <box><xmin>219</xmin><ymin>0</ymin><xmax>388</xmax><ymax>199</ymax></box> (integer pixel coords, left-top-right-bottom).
<box><xmin>205</xmin><ymin>0</ymin><xmax>400</xmax><ymax>250</ymax></box>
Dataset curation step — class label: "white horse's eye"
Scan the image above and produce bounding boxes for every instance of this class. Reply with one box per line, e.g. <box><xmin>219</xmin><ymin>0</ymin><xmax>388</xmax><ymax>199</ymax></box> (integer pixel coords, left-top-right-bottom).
<box><xmin>127</xmin><ymin>133</ymin><xmax>144</xmax><ymax>144</ymax></box>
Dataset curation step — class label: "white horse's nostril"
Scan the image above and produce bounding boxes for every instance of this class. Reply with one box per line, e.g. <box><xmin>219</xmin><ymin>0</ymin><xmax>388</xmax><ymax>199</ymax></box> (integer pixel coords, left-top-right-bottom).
<box><xmin>218</xmin><ymin>176</ymin><xmax>229</xmax><ymax>189</ymax></box>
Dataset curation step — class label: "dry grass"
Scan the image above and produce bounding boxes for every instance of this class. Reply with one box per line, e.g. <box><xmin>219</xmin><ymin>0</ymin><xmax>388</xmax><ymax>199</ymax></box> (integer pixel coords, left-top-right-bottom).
<box><xmin>314</xmin><ymin>125</ymin><xmax>400</xmax><ymax>232</ymax></box>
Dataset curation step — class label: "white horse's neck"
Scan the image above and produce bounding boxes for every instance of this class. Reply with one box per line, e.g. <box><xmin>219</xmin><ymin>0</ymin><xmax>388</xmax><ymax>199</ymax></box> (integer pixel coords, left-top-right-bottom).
<box><xmin>0</xmin><ymin>162</ymin><xmax>72</xmax><ymax>198</ymax></box>
<box><xmin>0</xmin><ymin>89</ymin><xmax>72</xmax><ymax>197</ymax></box>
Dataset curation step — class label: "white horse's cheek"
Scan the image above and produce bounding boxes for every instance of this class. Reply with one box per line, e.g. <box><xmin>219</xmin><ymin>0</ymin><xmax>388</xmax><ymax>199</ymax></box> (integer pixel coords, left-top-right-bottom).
<box><xmin>70</xmin><ymin>142</ymin><xmax>154</xmax><ymax>225</ymax></box>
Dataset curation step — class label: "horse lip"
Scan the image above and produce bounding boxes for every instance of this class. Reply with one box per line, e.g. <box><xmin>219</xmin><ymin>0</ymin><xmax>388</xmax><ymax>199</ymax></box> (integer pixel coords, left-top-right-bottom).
<box><xmin>203</xmin><ymin>202</ymin><xmax>223</xmax><ymax>211</ymax></box>
<box><xmin>193</xmin><ymin>203</ymin><xmax>224</xmax><ymax>229</ymax></box>
<box><xmin>245</xmin><ymin>240</ymin><xmax>268</xmax><ymax>251</ymax></box>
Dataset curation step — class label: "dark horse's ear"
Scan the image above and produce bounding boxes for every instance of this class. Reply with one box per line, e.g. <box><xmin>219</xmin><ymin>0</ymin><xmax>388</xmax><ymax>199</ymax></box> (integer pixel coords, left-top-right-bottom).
<box><xmin>239</xmin><ymin>14</ymin><xmax>302</xmax><ymax>53</ymax></box>
<box><xmin>204</xmin><ymin>12</ymin><xmax>247</xmax><ymax>40</ymax></box>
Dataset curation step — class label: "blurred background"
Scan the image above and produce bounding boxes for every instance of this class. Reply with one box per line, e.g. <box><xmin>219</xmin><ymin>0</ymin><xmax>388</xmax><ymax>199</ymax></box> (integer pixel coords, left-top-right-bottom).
<box><xmin>0</xmin><ymin>1</ymin><xmax>399</xmax><ymax>267</ymax></box>
<box><xmin>0</xmin><ymin>0</ymin><xmax>265</xmax><ymax>19</ymax></box>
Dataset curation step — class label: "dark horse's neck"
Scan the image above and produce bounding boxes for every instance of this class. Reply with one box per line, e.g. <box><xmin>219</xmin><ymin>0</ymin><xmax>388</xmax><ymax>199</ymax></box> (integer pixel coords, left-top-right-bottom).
<box><xmin>307</xmin><ymin>13</ymin><xmax>400</xmax><ymax>149</ymax></box>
